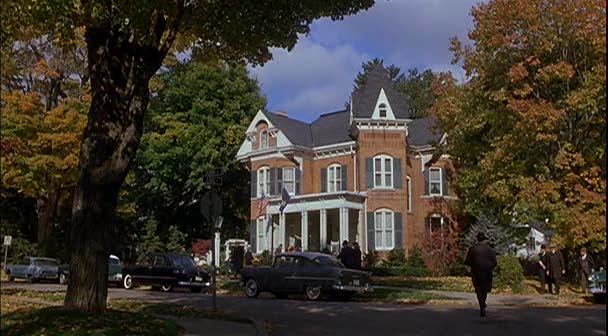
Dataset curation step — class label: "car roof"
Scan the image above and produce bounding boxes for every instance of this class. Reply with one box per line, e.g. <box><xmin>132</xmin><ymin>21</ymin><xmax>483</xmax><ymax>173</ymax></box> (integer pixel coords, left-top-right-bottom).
<box><xmin>150</xmin><ymin>252</ymin><xmax>190</xmax><ymax>260</ymax></box>
<box><xmin>29</xmin><ymin>257</ymin><xmax>58</xmax><ymax>261</ymax></box>
<box><xmin>275</xmin><ymin>252</ymin><xmax>335</xmax><ymax>260</ymax></box>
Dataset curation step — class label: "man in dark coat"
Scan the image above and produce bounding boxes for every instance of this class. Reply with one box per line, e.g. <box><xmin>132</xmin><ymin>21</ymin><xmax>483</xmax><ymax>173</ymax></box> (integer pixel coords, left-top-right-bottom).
<box><xmin>338</xmin><ymin>240</ymin><xmax>354</xmax><ymax>269</ymax></box>
<box><xmin>352</xmin><ymin>242</ymin><xmax>362</xmax><ymax>270</ymax></box>
<box><xmin>577</xmin><ymin>247</ymin><xmax>595</xmax><ymax>294</ymax></box>
<box><xmin>537</xmin><ymin>244</ymin><xmax>549</xmax><ymax>293</ymax></box>
<box><xmin>464</xmin><ymin>232</ymin><xmax>497</xmax><ymax>317</ymax></box>
<box><xmin>244</xmin><ymin>247</ymin><xmax>253</xmax><ymax>267</ymax></box>
<box><xmin>547</xmin><ymin>243</ymin><xmax>565</xmax><ymax>295</ymax></box>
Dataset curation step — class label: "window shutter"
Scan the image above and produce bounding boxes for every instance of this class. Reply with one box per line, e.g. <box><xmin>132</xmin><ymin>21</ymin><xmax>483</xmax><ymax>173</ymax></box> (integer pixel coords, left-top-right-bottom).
<box><xmin>250</xmin><ymin>220</ymin><xmax>257</xmax><ymax>253</ymax></box>
<box><xmin>424</xmin><ymin>168</ymin><xmax>429</xmax><ymax>195</ymax></box>
<box><xmin>295</xmin><ymin>168</ymin><xmax>301</xmax><ymax>195</ymax></box>
<box><xmin>321</xmin><ymin>168</ymin><xmax>327</xmax><ymax>192</ymax></box>
<box><xmin>365</xmin><ymin>158</ymin><xmax>374</xmax><ymax>189</ymax></box>
<box><xmin>341</xmin><ymin>165</ymin><xmax>348</xmax><ymax>191</ymax></box>
<box><xmin>367</xmin><ymin>212</ymin><xmax>375</xmax><ymax>251</ymax></box>
<box><xmin>442</xmin><ymin>168</ymin><xmax>449</xmax><ymax>196</ymax></box>
<box><xmin>394</xmin><ymin>212</ymin><xmax>403</xmax><ymax>248</ymax></box>
<box><xmin>393</xmin><ymin>158</ymin><xmax>402</xmax><ymax>189</ymax></box>
<box><xmin>277</xmin><ymin>167</ymin><xmax>283</xmax><ymax>194</ymax></box>
<box><xmin>251</xmin><ymin>171</ymin><xmax>257</xmax><ymax>198</ymax></box>
<box><xmin>269</xmin><ymin>168</ymin><xmax>276</xmax><ymax>196</ymax></box>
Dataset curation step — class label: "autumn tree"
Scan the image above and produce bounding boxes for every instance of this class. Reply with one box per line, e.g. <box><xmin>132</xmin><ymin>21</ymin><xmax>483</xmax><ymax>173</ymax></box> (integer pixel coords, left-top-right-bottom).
<box><xmin>431</xmin><ymin>0</ymin><xmax>606</xmax><ymax>252</ymax></box>
<box><xmin>6</xmin><ymin>0</ymin><xmax>376</xmax><ymax>312</ymax></box>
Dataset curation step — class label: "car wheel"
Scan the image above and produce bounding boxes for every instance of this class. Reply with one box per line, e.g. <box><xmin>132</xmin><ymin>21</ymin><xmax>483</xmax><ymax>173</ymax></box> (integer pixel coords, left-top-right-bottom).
<box><xmin>9</xmin><ymin>276</ymin><xmax>15</xmax><ymax>282</ymax></box>
<box><xmin>305</xmin><ymin>285</ymin><xmax>322</xmax><ymax>301</ymax></box>
<box><xmin>161</xmin><ymin>284</ymin><xmax>173</xmax><ymax>292</ymax></box>
<box><xmin>123</xmin><ymin>274</ymin><xmax>134</xmax><ymax>290</ymax></box>
<box><xmin>244</xmin><ymin>278</ymin><xmax>260</xmax><ymax>298</ymax></box>
<box><xmin>59</xmin><ymin>273</ymin><xmax>68</xmax><ymax>285</ymax></box>
<box><xmin>190</xmin><ymin>287</ymin><xmax>202</xmax><ymax>293</ymax></box>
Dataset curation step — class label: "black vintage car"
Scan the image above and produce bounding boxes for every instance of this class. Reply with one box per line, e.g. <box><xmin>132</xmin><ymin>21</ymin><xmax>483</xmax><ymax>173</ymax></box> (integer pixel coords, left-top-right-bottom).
<box><xmin>241</xmin><ymin>252</ymin><xmax>372</xmax><ymax>300</ymax></box>
<box><xmin>122</xmin><ymin>253</ymin><xmax>210</xmax><ymax>293</ymax></box>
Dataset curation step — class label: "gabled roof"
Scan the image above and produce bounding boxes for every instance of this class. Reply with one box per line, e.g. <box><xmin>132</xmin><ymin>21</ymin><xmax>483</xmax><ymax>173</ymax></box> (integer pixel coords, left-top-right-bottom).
<box><xmin>351</xmin><ymin>64</ymin><xmax>411</xmax><ymax>119</ymax></box>
<box><xmin>262</xmin><ymin>110</ymin><xmax>352</xmax><ymax>148</ymax></box>
<box><xmin>407</xmin><ymin>117</ymin><xmax>443</xmax><ymax>147</ymax></box>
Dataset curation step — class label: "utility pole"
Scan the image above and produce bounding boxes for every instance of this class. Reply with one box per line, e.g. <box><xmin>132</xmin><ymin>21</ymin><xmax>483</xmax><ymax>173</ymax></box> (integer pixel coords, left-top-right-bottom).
<box><xmin>201</xmin><ymin>168</ymin><xmax>223</xmax><ymax>312</ymax></box>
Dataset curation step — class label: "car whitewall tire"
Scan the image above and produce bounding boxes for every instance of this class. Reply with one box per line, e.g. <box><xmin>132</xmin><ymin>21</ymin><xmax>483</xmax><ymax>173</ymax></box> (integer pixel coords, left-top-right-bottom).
<box><xmin>123</xmin><ymin>274</ymin><xmax>134</xmax><ymax>290</ymax></box>
<box><xmin>305</xmin><ymin>285</ymin><xmax>322</xmax><ymax>301</ymax></box>
<box><xmin>245</xmin><ymin>279</ymin><xmax>260</xmax><ymax>298</ymax></box>
<box><xmin>59</xmin><ymin>273</ymin><xmax>68</xmax><ymax>285</ymax></box>
<box><xmin>161</xmin><ymin>284</ymin><xmax>173</xmax><ymax>292</ymax></box>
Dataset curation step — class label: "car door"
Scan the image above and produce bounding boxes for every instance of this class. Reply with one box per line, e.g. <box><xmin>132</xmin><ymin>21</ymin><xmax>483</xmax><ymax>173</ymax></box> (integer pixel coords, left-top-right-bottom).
<box><xmin>132</xmin><ymin>255</ymin><xmax>154</xmax><ymax>285</ymax></box>
<box><xmin>270</xmin><ymin>256</ymin><xmax>296</xmax><ymax>293</ymax></box>
<box><xmin>151</xmin><ymin>255</ymin><xmax>174</xmax><ymax>286</ymax></box>
<box><xmin>13</xmin><ymin>258</ymin><xmax>30</xmax><ymax>278</ymax></box>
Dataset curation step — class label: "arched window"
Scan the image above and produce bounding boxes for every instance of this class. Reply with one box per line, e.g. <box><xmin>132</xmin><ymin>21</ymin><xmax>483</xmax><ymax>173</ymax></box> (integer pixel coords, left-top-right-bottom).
<box><xmin>257</xmin><ymin>166</ymin><xmax>270</xmax><ymax>197</ymax></box>
<box><xmin>378</xmin><ymin>103</ymin><xmax>387</xmax><ymax>118</ymax></box>
<box><xmin>373</xmin><ymin>154</ymin><xmax>393</xmax><ymax>188</ymax></box>
<box><xmin>327</xmin><ymin>164</ymin><xmax>342</xmax><ymax>192</ymax></box>
<box><xmin>374</xmin><ymin>208</ymin><xmax>394</xmax><ymax>250</ymax></box>
<box><xmin>260</xmin><ymin>130</ymin><xmax>269</xmax><ymax>149</ymax></box>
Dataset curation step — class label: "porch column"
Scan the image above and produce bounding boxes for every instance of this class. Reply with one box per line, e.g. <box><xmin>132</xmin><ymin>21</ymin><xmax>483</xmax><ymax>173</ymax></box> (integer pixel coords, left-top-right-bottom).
<box><xmin>279</xmin><ymin>213</ymin><xmax>286</xmax><ymax>250</ymax></box>
<box><xmin>320</xmin><ymin>209</ymin><xmax>327</xmax><ymax>249</ymax></box>
<box><xmin>301</xmin><ymin>211</ymin><xmax>308</xmax><ymax>251</ymax></box>
<box><xmin>339</xmin><ymin>207</ymin><xmax>349</xmax><ymax>243</ymax></box>
<box><xmin>358</xmin><ymin>210</ymin><xmax>363</xmax><ymax>244</ymax></box>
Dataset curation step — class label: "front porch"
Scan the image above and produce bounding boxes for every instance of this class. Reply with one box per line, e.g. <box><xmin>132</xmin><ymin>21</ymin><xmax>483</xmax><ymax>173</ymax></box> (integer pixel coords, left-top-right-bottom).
<box><xmin>257</xmin><ymin>192</ymin><xmax>366</xmax><ymax>253</ymax></box>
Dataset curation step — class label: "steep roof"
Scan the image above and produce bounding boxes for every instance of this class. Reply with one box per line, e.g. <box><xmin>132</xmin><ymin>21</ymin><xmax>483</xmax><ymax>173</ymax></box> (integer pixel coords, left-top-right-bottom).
<box><xmin>263</xmin><ymin>111</ymin><xmax>313</xmax><ymax>147</ymax></box>
<box><xmin>407</xmin><ymin>117</ymin><xmax>443</xmax><ymax>147</ymax></box>
<box><xmin>310</xmin><ymin>110</ymin><xmax>352</xmax><ymax>146</ymax></box>
<box><xmin>351</xmin><ymin>64</ymin><xmax>411</xmax><ymax>119</ymax></box>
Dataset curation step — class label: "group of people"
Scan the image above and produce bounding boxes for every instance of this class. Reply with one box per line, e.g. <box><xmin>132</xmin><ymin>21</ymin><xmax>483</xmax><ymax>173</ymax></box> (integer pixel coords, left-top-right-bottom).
<box><xmin>537</xmin><ymin>244</ymin><xmax>596</xmax><ymax>295</ymax></box>
<box><xmin>337</xmin><ymin>240</ymin><xmax>363</xmax><ymax>270</ymax></box>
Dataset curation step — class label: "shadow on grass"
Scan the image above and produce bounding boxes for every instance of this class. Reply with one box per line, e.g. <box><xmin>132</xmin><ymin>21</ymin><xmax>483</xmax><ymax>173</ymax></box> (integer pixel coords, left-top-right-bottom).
<box><xmin>0</xmin><ymin>306</ymin><xmax>182</xmax><ymax>336</ymax></box>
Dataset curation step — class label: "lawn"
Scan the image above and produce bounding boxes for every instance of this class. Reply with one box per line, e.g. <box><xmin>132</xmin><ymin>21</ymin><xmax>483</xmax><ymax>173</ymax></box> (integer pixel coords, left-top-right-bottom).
<box><xmin>361</xmin><ymin>288</ymin><xmax>462</xmax><ymax>304</ymax></box>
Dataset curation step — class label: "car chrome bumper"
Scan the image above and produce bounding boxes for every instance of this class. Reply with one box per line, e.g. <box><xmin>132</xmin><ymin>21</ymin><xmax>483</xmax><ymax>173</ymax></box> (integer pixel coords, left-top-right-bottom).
<box><xmin>178</xmin><ymin>281</ymin><xmax>211</xmax><ymax>287</ymax></box>
<box><xmin>109</xmin><ymin>273</ymin><xmax>123</xmax><ymax>282</ymax></box>
<box><xmin>332</xmin><ymin>284</ymin><xmax>373</xmax><ymax>293</ymax></box>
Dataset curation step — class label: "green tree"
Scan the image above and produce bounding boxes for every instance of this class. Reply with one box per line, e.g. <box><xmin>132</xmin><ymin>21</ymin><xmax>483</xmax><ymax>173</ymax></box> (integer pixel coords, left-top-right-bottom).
<box><xmin>165</xmin><ymin>225</ymin><xmax>187</xmax><ymax>254</ymax></box>
<box><xmin>431</xmin><ymin>0</ymin><xmax>606</xmax><ymax>252</ymax></box>
<box><xmin>353</xmin><ymin>58</ymin><xmax>402</xmax><ymax>90</ymax></box>
<box><xmin>6</xmin><ymin>0</ymin><xmax>376</xmax><ymax>312</ymax></box>
<box><xmin>463</xmin><ymin>211</ymin><xmax>514</xmax><ymax>255</ymax></box>
<box><xmin>136</xmin><ymin>218</ymin><xmax>163</xmax><ymax>263</ymax></box>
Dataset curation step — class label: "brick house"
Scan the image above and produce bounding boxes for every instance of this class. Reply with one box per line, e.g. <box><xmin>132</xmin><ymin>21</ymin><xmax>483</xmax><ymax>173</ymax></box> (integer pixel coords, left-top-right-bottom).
<box><xmin>237</xmin><ymin>65</ymin><xmax>457</xmax><ymax>256</ymax></box>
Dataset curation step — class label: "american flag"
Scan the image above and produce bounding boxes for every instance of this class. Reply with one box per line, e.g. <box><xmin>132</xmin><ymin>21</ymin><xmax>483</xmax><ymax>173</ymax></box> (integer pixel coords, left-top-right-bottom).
<box><xmin>257</xmin><ymin>194</ymin><xmax>269</xmax><ymax>218</ymax></box>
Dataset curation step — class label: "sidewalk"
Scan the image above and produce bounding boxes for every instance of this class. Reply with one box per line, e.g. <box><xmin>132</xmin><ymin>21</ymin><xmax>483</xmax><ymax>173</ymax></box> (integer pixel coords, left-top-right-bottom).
<box><xmin>159</xmin><ymin>316</ymin><xmax>259</xmax><ymax>336</ymax></box>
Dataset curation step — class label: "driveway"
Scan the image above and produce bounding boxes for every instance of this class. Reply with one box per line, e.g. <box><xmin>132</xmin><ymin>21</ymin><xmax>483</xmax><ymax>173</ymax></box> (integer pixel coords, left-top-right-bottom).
<box><xmin>2</xmin><ymin>281</ymin><xmax>606</xmax><ymax>336</ymax></box>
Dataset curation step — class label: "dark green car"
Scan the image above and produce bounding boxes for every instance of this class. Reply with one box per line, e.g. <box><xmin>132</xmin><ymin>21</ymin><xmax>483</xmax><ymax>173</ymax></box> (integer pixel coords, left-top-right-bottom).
<box><xmin>589</xmin><ymin>267</ymin><xmax>606</xmax><ymax>302</ymax></box>
<box><xmin>59</xmin><ymin>255</ymin><xmax>123</xmax><ymax>286</ymax></box>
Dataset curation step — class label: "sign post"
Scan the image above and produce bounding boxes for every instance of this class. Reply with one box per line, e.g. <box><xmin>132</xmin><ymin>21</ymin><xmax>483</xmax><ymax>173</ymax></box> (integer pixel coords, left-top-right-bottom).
<box><xmin>201</xmin><ymin>168</ymin><xmax>224</xmax><ymax>312</ymax></box>
<box><xmin>3</xmin><ymin>235</ymin><xmax>12</xmax><ymax>271</ymax></box>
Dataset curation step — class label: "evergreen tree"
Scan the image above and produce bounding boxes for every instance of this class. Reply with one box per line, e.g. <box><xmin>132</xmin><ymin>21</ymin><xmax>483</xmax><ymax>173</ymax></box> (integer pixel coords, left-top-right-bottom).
<box><xmin>136</xmin><ymin>218</ymin><xmax>163</xmax><ymax>263</ymax></box>
<box><xmin>464</xmin><ymin>211</ymin><xmax>514</xmax><ymax>254</ymax></box>
<box><xmin>166</xmin><ymin>225</ymin><xmax>187</xmax><ymax>253</ymax></box>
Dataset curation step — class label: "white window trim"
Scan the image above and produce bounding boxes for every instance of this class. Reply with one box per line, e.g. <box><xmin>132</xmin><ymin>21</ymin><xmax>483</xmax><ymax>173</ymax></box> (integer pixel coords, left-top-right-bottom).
<box><xmin>257</xmin><ymin>166</ymin><xmax>270</xmax><ymax>198</ymax></box>
<box><xmin>282</xmin><ymin>167</ymin><xmax>296</xmax><ymax>195</ymax></box>
<box><xmin>257</xmin><ymin>217</ymin><xmax>267</xmax><ymax>253</ymax></box>
<box><xmin>374</xmin><ymin>208</ymin><xmax>395</xmax><ymax>251</ymax></box>
<box><xmin>427</xmin><ymin>214</ymin><xmax>445</xmax><ymax>234</ymax></box>
<box><xmin>260</xmin><ymin>129</ymin><xmax>269</xmax><ymax>149</ymax></box>
<box><xmin>373</xmin><ymin>155</ymin><xmax>393</xmax><ymax>189</ymax></box>
<box><xmin>327</xmin><ymin>164</ymin><xmax>342</xmax><ymax>193</ymax></box>
<box><xmin>429</xmin><ymin>167</ymin><xmax>443</xmax><ymax>196</ymax></box>
<box><xmin>406</xmin><ymin>176</ymin><xmax>412</xmax><ymax>213</ymax></box>
<box><xmin>378</xmin><ymin>103</ymin><xmax>388</xmax><ymax>119</ymax></box>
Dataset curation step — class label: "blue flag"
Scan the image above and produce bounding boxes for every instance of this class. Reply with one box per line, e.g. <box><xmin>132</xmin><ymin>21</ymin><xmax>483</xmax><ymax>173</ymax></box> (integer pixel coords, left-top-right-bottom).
<box><xmin>279</xmin><ymin>188</ymin><xmax>291</xmax><ymax>214</ymax></box>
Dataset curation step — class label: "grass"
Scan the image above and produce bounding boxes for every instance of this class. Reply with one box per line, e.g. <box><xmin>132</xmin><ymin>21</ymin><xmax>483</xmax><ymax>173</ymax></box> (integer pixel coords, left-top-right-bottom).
<box><xmin>362</xmin><ymin>288</ymin><xmax>462</xmax><ymax>304</ymax></box>
<box><xmin>217</xmin><ymin>277</ymin><xmax>243</xmax><ymax>295</ymax></box>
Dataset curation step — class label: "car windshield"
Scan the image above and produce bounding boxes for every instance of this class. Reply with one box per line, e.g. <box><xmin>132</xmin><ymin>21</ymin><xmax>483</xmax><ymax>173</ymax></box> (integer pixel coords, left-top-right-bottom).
<box><xmin>314</xmin><ymin>256</ymin><xmax>343</xmax><ymax>268</ymax></box>
<box><xmin>34</xmin><ymin>259</ymin><xmax>57</xmax><ymax>266</ymax></box>
<box><xmin>172</xmin><ymin>255</ymin><xmax>196</xmax><ymax>268</ymax></box>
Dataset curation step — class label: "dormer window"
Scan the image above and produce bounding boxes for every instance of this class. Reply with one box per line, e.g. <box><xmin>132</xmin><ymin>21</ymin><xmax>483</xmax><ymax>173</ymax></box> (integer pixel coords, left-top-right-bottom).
<box><xmin>260</xmin><ymin>130</ymin><xmax>269</xmax><ymax>149</ymax></box>
<box><xmin>379</xmin><ymin>103</ymin><xmax>387</xmax><ymax>118</ymax></box>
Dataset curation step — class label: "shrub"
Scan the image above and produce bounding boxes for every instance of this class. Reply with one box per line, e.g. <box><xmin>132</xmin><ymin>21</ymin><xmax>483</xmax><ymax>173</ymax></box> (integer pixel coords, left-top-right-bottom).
<box><xmin>407</xmin><ymin>247</ymin><xmax>426</xmax><ymax>268</ymax></box>
<box><xmin>420</xmin><ymin>229</ymin><xmax>459</xmax><ymax>276</ymax></box>
<box><xmin>370</xmin><ymin>265</ymin><xmax>430</xmax><ymax>277</ymax></box>
<box><xmin>387</xmin><ymin>248</ymin><xmax>406</xmax><ymax>266</ymax></box>
<box><xmin>494</xmin><ymin>255</ymin><xmax>525</xmax><ymax>293</ymax></box>
<box><xmin>6</xmin><ymin>236</ymin><xmax>39</xmax><ymax>263</ymax></box>
<box><xmin>363</xmin><ymin>250</ymin><xmax>380</xmax><ymax>270</ymax></box>
<box><xmin>254</xmin><ymin>250</ymin><xmax>273</xmax><ymax>266</ymax></box>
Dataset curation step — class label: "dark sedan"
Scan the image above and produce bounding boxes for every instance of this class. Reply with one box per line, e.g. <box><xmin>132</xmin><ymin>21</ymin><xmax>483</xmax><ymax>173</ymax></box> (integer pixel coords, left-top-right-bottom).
<box><xmin>241</xmin><ymin>252</ymin><xmax>372</xmax><ymax>300</ymax></box>
<box><xmin>122</xmin><ymin>253</ymin><xmax>211</xmax><ymax>293</ymax></box>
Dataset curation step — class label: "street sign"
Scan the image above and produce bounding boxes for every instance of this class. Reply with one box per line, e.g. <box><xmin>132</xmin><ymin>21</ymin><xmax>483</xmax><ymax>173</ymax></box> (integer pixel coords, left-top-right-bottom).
<box><xmin>3</xmin><ymin>235</ymin><xmax>12</xmax><ymax>246</ymax></box>
<box><xmin>200</xmin><ymin>191</ymin><xmax>223</xmax><ymax>222</ymax></box>
<box><xmin>203</xmin><ymin>168</ymin><xmax>224</xmax><ymax>187</ymax></box>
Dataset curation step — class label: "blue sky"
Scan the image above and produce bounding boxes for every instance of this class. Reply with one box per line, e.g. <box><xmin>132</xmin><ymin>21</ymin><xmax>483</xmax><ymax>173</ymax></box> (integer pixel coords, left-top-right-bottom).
<box><xmin>248</xmin><ymin>0</ymin><xmax>479</xmax><ymax>123</ymax></box>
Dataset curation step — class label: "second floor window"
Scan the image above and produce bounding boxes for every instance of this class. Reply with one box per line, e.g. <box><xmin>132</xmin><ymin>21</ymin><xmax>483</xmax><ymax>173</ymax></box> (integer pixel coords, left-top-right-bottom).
<box><xmin>406</xmin><ymin>176</ymin><xmax>412</xmax><ymax>212</ymax></box>
<box><xmin>257</xmin><ymin>167</ymin><xmax>270</xmax><ymax>197</ymax></box>
<box><xmin>375</xmin><ymin>209</ymin><xmax>394</xmax><ymax>250</ymax></box>
<box><xmin>374</xmin><ymin>155</ymin><xmax>393</xmax><ymax>188</ymax></box>
<box><xmin>260</xmin><ymin>130</ymin><xmax>269</xmax><ymax>149</ymax></box>
<box><xmin>282</xmin><ymin>167</ymin><xmax>295</xmax><ymax>195</ymax></box>
<box><xmin>327</xmin><ymin>164</ymin><xmax>342</xmax><ymax>192</ymax></box>
<box><xmin>429</xmin><ymin>167</ymin><xmax>442</xmax><ymax>196</ymax></box>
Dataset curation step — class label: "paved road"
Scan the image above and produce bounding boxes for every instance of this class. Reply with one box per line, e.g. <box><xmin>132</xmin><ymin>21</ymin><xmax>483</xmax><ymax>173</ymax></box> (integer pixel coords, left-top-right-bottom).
<box><xmin>2</xmin><ymin>282</ymin><xmax>606</xmax><ymax>336</ymax></box>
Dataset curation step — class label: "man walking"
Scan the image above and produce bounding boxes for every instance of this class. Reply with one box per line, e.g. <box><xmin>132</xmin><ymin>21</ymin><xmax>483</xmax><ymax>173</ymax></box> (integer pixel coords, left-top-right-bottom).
<box><xmin>547</xmin><ymin>243</ymin><xmax>565</xmax><ymax>295</ymax></box>
<box><xmin>338</xmin><ymin>240</ymin><xmax>354</xmax><ymax>269</ymax></box>
<box><xmin>577</xmin><ymin>247</ymin><xmax>595</xmax><ymax>294</ymax></box>
<box><xmin>537</xmin><ymin>244</ymin><xmax>548</xmax><ymax>293</ymax></box>
<box><xmin>464</xmin><ymin>232</ymin><xmax>497</xmax><ymax>317</ymax></box>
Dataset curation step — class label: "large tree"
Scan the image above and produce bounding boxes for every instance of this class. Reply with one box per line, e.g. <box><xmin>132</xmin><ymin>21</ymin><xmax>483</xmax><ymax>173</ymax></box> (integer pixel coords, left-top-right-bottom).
<box><xmin>5</xmin><ymin>0</ymin><xmax>376</xmax><ymax>312</ymax></box>
<box><xmin>431</xmin><ymin>0</ymin><xmax>606</xmax><ymax>251</ymax></box>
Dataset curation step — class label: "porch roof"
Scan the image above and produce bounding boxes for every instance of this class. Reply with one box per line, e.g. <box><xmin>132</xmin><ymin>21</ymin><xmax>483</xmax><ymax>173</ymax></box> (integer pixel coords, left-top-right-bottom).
<box><xmin>266</xmin><ymin>191</ymin><xmax>367</xmax><ymax>214</ymax></box>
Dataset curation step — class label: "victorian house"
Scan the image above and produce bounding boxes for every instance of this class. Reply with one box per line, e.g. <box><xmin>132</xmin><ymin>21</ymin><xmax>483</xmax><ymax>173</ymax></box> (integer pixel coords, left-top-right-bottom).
<box><xmin>237</xmin><ymin>65</ymin><xmax>457</xmax><ymax>255</ymax></box>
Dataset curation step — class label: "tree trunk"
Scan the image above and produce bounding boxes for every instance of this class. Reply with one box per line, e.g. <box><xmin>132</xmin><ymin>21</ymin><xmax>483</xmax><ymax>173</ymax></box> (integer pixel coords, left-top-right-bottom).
<box><xmin>37</xmin><ymin>180</ymin><xmax>61</xmax><ymax>250</ymax></box>
<box><xmin>64</xmin><ymin>26</ymin><xmax>154</xmax><ymax>313</ymax></box>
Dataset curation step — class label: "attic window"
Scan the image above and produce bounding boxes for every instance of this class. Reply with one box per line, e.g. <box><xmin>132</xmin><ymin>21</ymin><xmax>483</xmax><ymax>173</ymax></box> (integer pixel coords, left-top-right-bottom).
<box><xmin>379</xmin><ymin>103</ymin><xmax>387</xmax><ymax>118</ymax></box>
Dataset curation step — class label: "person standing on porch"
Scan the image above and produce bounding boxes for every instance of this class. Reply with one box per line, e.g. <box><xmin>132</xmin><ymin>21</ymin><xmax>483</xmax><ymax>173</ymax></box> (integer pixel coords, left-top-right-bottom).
<box><xmin>274</xmin><ymin>244</ymin><xmax>283</xmax><ymax>256</ymax></box>
<box><xmin>464</xmin><ymin>232</ymin><xmax>497</xmax><ymax>317</ymax></box>
<box><xmin>352</xmin><ymin>242</ymin><xmax>362</xmax><ymax>270</ymax></box>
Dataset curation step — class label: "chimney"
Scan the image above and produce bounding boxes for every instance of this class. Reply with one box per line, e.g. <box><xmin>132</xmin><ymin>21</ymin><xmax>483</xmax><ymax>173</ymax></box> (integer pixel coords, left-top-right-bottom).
<box><xmin>276</xmin><ymin>110</ymin><xmax>288</xmax><ymax>117</ymax></box>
